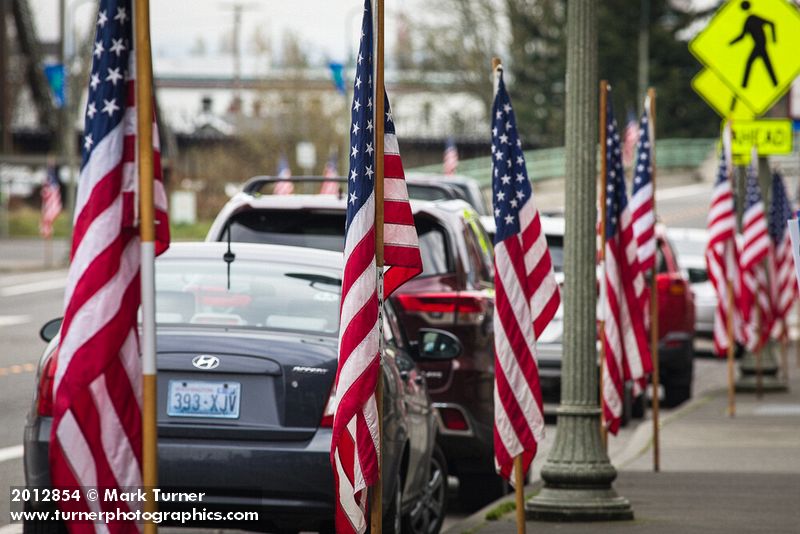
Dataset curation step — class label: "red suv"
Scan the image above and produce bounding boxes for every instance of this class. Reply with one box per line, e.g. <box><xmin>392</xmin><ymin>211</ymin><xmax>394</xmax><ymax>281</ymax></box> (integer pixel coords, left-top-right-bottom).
<box><xmin>536</xmin><ymin>217</ymin><xmax>695</xmax><ymax>416</ymax></box>
<box><xmin>207</xmin><ymin>177</ymin><xmax>504</xmax><ymax>509</ymax></box>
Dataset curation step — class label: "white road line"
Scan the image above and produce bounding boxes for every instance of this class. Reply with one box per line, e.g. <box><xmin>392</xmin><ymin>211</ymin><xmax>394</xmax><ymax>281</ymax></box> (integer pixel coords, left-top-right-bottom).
<box><xmin>656</xmin><ymin>183</ymin><xmax>710</xmax><ymax>202</ymax></box>
<box><xmin>0</xmin><ymin>315</ymin><xmax>31</xmax><ymax>327</ymax></box>
<box><xmin>0</xmin><ymin>270</ymin><xmax>68</xmax><ymax>287</ymax></box>
<box><xmin>0</xmin><ymin>444</ymin><xmax>23</xmax><ymax>463</ymax></box>
<box><xmin>0</xmin><ymin>278</ymin><xmax>67</xmax><ymax>297</ymax></box>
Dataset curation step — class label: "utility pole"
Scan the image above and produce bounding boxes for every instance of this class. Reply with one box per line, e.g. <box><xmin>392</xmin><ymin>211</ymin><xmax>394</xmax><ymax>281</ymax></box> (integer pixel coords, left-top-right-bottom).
<box><xmin>637</xmin><ymin>0</ymin><xmax>650</xmax><ymax>107</ymax></box>
<box><xmin>527</xmin><ymin>0</ymin><xmax>633</xmax><ymax>521</ymax></box>
<box><xmin>220</xmin><ymin>2</ymin><xmax>256</xmax><ymax>114</ymax></box>
<box><xmin>0</xmin><ymin>0</ymin><xmax>11</xmax><ymax>152</ymax></box>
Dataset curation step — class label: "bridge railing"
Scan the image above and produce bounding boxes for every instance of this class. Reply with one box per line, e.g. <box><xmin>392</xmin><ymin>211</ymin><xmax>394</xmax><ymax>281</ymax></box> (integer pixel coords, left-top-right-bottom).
<box><xmin>408</xmin><ymin>138</ymin><xmax>717</xmax><ymax>186</ymax></box>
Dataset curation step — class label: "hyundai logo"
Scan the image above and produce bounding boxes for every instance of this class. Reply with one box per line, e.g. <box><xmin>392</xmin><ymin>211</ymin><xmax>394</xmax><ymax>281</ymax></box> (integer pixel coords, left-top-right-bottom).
<box><xmin>192</xmin><ymin>355</ymin><xmax>220</xmax><ymax>370</ymax></box>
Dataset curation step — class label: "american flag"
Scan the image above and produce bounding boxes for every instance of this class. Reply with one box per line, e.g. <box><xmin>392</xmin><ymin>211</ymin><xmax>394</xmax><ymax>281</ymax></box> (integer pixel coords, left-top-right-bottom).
<box><xmin>443</xmin><ymin>137</ymin><xmax>459</xmax><ymax>175</ymax></box>
<box><xmin>601</xmin><ymin>95</ymin><xmax>651</xmax><ymax>435</ymax></box>
<box><xmin>768</xmin><ymin>171</ymin><xmax>797</xmax><ymax>340</ymax></box>
<box><xmin>629</xmin><ymin>106</ymin><xmax>655</xmax><ymax>272</ymax></box>
<box><xmin>705</xmin><ymin>124</ymin><xmax>741</xmax><ymax>356</ymax></box>
<box><xmin>622</xmin><ymin>110</ymin><xmax>639</xmax><ymax>169</ymax></box>
<box><xmin>330</xmin><ymin>1</ymin><xmax>421</xmax><ymax>531</ymax></box>
<box><xmin>740</xmin><ymin>154</ymin><xmax>773</xmax><ymax>351</ymax></box>
<box><xmin>274</xmin><ymin>154</ymin><xmax>294</xmax><ymax>195</ymax></box>
<box><xmin>50</xmin><ymin>0</ymin><xmax>169</xmax><ymax>531</ymax></box>
<box><xmin>490</xmin><ymin>67</ymin><xmax>558</xmax><ymax>484</ymax></box>
<box><xmin>320</xmin><ymin>153</ymin><xmax>340</xmax><ymax>195</ymax></box>
<box><xmin>39</xmin><ymin>165</ymin><xmax>62</xmax><ymax>238</ymax></box>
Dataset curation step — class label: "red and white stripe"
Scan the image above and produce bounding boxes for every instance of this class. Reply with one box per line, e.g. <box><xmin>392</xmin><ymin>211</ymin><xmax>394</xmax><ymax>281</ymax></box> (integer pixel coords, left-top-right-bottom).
<box><xmin>331</xmin><ymin>114</ymin><xmax>421</xmax><ymax>534</ymax></box>
<box><xmin>50</xmin><ymin>56</ymin><xmax>169</xmax><ymax>534</ymax></box>
<box><xmin>493</xmin><ymin>191</ymin><xmax>559</xmax><ymax>484</ymax></box>
<box><xmin>320</xmin><ymin>160</ymin><xmax>340</xmax><ymax>196</ymax></box>
<box><xmin>332</xmin><ymin>185</ymin><xmax>380</xmax><ymax>533</ymax></box>
<box><xmin>274</xmin><ymin>162</ymin><xmax>294</xmax><ymax>195</ymax></box>
<box><xmin>739</xmin><ymin>179</ymin><xmax>771</xmax><ymax>352</ymax></box>
<box><xmin>383</xmin><ymin>132</ymin><xmax>422</xmax><ymax>296</ymax></box>
<box><xmin>770</xmin><ymin>230</ymin><xmax>798</xmax><ymax>340</ymax></box>
<box><xmin>443</xmin><ymin>143</ymin><xmax>458</xmax><ymax>175</ymax></box>
<box><xmin>40</xmin><ymin>176</ymin><xmax>63</xmax><ymax>239</ymax></box>
<box><xmin>602</xmin><ymin>207</ymin><xmax>651</xmax><ymax>435</ymax></box>
<box><xmin>630</xmin><ymin>187</ymin><xmax>655</xmax><ymax>272</ymax></box>
<box><xmin>740</xmin><ymin>203</ymin><xmax>770</xmax><ymax>273</ymax></box>
<box><xmin>742</xmin><ymin>262</ymin><xmax>772</xmax><ymax>351</ymax></box>
<box><xmin>705</xmin><ymin>135</ymin><xmax>740</xmax><ymax>357</ymax></box>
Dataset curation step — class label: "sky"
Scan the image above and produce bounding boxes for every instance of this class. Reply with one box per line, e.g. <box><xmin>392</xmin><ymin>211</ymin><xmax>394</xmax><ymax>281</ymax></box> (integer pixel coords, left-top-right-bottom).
<box><xmin>30</xmin><ymin>0</ymin><xmax>422</xmax><ymax>64</ymax></box>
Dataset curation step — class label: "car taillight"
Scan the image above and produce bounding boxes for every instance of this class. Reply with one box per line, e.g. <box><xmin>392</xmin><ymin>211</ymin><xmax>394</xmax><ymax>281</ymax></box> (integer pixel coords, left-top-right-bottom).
<box><xmin>437</xmin><ymin>406</ymin><xmax>470</xmax><ymax>432</ymax></box>
<box><xmin>658</xmin><ymin>276</ymin><xmax>686</xmax><ymax>297</ymax></box>
<box><xmin>320</xmin><ymin>387</ymin><xmax>336</xmax><ymax>428</ymax></box>
<box><xmin>395</xmin><ymin>292</ymin><xmax>486</xmax><ymax>324</ymax></box>
<box><xmin>37</xmin><ymin>351</ymin><xmax>58</xmax><ymax>417</ymax></box>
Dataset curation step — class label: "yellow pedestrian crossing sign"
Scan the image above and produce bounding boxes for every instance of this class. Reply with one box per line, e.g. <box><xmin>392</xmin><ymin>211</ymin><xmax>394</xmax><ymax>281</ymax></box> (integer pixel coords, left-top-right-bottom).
<box><xmin>690</xmin><ymin>0</ymin><xmax>800</xmax><ymax>116</ymax></box>
<box><xmin>691</xmin><ymin>69</ymin><xmax>756</xmax><ymax>120</ymax></box>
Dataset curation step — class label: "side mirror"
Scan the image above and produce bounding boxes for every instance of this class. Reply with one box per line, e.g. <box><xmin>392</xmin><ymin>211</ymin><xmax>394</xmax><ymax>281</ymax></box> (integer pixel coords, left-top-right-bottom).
<box><xmin>414</xmin><ymin>328</ymin><xmax>462</xmax><ymax>361</ymax></box>
<box><xmin>40</xmin><ymin>318</ymin><xmax>63</xmax><ymax>343</ymax></box>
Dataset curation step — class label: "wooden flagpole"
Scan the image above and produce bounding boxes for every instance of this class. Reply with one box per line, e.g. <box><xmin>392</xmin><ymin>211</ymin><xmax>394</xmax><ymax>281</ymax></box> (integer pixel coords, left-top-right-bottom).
<box><xmin>755</xmin><ymin>297</ymin><xmax>763</xmax><ymax>399</ymax></box>
<box><xmin>492</xmin><ymin>56</ymin><xmax>526</xmax><ymax>534</ymax></box>
<box><xmin>781</xmin><ymin>329</ymin><xmax>789</xmax><ymax>383</ymax></box>
<box><xmin>647</xmin><ymin>88</ymin><xmax>661</xmax><ymax>473</ymax></box>
<box><xmin>599</xmin><ymin>80</ymin><xmax>609</xmax><ymax>449</ymax></box>
<box><xmin>134</xmin><ymin>0</ymin><xmax>158</xmax><ymax>532</ymax></box>
<box><xmin>371</xmin><ymin>0</ymin><xmax>384</xmax><ymax>532</ymax></box>
<box><xmin>726</xmin><ymin>279</ymin><xmax>736</xmax><ymax>417</ymax></box>
<box><xmin>721</xmin><ymin>121</ymin><xmax>736</xmax><ymax>418</ymax></box>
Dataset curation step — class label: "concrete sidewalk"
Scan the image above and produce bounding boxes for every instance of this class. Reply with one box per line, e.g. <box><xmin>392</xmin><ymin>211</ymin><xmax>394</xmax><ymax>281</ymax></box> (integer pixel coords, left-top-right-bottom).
<box><xmin>0</xmin><ymin>239</ymin><xmax>68</xmax><ymax>272</ymax></box>
<box><xmin>446</xmin><ymin>375</ymin><xmax>800</xmax><ymax>534</ymax></box>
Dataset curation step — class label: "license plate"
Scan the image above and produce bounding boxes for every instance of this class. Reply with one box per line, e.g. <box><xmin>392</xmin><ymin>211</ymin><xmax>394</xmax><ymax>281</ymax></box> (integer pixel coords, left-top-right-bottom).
<box><xmin>167</xmin><ymin>380</ymin><xmax>241</xmax><ymax>419</ymax></box>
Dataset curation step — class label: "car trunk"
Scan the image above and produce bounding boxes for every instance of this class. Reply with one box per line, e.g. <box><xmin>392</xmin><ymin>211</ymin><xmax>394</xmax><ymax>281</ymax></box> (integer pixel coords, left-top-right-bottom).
<box><xmin>155</xmin><ymin>330</ymin><xmax>337</xmax><ymax>441</ymax></box>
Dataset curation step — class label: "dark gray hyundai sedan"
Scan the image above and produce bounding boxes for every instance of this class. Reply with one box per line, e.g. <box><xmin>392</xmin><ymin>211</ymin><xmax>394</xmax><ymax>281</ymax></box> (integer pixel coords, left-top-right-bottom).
<box><xmin>24</xmin><ymin>243</ymin><xmax>455</xmax><ymax>534</ymax></box>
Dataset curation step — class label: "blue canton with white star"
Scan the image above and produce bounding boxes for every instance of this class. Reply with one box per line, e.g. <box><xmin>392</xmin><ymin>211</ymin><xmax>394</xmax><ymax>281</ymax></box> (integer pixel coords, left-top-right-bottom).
<box><xmin>81</xmin><ymin>0</ymin><xmax>132</xmax><ymax>170</ymax></box>
<box><xmin>631</xmin><ymin>110</ymin><xmax>652</xmax><ymax>198</ymax></box>
<box><xmin>744</xmin><ymin>158</ymin><xmax>763</xmax><ymax>212</ymax></box>
<box><xmin>715</xmin><ymin>144</ymin><xmax>729</xmax><ymax>186</ymax></box>
<box><xmin>768</xmin><ymin>171</ymin><xmax>792</xmax><ymax>244</ymax></box>
<box><xmin>345</xmin><ymin>0</ymin><xmax>398</xmax><ymax>237</ymax></box>
<box><xmin>491</xmin><ymin>70</ymin><xmax>532</xmax><ymax>244</ymax></box>
<box><xmin>605</xmin><ymin>96</ymin><xmax>628</xmax><ymax>240</ymax></box>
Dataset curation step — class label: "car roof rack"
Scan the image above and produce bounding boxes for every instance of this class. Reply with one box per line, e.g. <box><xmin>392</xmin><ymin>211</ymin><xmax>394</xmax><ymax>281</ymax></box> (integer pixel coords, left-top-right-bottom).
<box><xmin>242</xmin><ymin>176</ymin><xmax>348</xmax><ymax>195</ymax></box>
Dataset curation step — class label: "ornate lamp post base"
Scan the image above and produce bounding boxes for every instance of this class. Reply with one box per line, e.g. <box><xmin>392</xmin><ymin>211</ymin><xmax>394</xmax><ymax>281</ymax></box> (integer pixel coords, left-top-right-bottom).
<box><xmin>736</xmin><ymin>341</ymin><xmax>788</xmax><ymax>393</ymax></box>
<box><xmin>526</xmin><ymin>487</ymin><xmax>632</xmax><ymax>522</ymax></box>
<box><xmin>526</xmin><ymin>405</ymin><xmax>633</xmax><ymax>521</ymax></box>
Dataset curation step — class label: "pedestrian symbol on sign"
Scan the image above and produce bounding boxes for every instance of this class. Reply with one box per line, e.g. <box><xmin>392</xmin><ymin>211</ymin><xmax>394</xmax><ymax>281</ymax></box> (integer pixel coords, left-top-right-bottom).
<box><xmin>689</xmin><ymin>0</ymin><xmax>800</xmax><ymax>116</ymax></box>
<box><xmin>729</xmin><ymin>1</ymin><xmax>777</xmax><ymax>89</ymax></box>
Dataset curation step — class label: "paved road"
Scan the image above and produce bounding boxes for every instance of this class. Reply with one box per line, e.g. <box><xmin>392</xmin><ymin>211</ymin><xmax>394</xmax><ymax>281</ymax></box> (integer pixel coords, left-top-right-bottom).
<box><xmin>0</xmin><ymin>177</ymin><xmax>719</xmax><ymax>531</ymax></box>
<box><xmin>0</xmin><ymin>270</ymin><xmax>67</xmax><ymax>528</ymax></box>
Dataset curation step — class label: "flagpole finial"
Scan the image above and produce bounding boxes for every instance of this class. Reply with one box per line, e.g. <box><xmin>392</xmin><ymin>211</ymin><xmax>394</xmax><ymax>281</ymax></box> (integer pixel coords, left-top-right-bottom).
<box><xmin>492</xmin><ymin>57</ymin><xmax>502</xmax><ymax>71</ymax></box>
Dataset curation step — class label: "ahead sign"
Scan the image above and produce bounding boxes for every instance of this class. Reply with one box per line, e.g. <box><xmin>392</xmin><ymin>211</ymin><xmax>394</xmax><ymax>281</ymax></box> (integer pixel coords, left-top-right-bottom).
<box><xmin>690</xmin><ymin>0</ymin><xmax>800</xmax><ymax>116</ymax></box>
<box><xmin>727</xmin><ymin>119</ymin><xmax>793</xmax><ymax>162</ymax></box>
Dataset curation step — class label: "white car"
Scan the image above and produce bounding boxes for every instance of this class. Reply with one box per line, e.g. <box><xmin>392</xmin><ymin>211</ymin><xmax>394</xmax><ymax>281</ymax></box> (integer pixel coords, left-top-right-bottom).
<box><xmin>665</xmin><ymin>227</ymin><xmax>715</xmax><ymax>340</ymax></box>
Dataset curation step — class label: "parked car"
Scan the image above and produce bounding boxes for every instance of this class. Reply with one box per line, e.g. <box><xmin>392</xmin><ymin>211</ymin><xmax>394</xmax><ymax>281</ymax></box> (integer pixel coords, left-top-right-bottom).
<box><xmin>666</xmin><ymin>227</ymin><xmax>715</xmax><ymax>340</ymax></box>
<box><xmin>206</xmin><ymin>176</ymin><xmax>504</xmax><ymax>509</ymax></box>
<box><xmin>405</xmin><ymin>173</ymin><xmax>495</xmax><ymax>237</ymax></box>
<box><xmin>24</xmin><ymin>243</ymin><xmax>454</xmax><ymax>534</ymax></box>
<box><xmin>536</xmin><ymin>217</ymin><xmax>695</xmax><ymax>411</ymax></box>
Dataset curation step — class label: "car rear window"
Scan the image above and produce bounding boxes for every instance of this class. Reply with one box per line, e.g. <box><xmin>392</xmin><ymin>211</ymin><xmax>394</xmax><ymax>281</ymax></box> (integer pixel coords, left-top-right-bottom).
<box><xmin>226</xmin><ymin>210</ymin><xmax>345</xmax><ymax>252</ymax></box>
<box><xmin>546</xmin><ymin>234</ymin><xmax>564</xmax><ymax>272</ymax></box>
<box><xmin>223</xmin><ymin>209</ymin><xmax>452</xmax><ymax>277</ymax></box>
<box><xmin>155</xmin><ymin>258</ymin><xmax>341</xmax><ymax>335</ymax></box>
<box><xmin>407</xmin><ymin>184</ymin><xmax>458</xmax><ymax>202</ymax></box>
